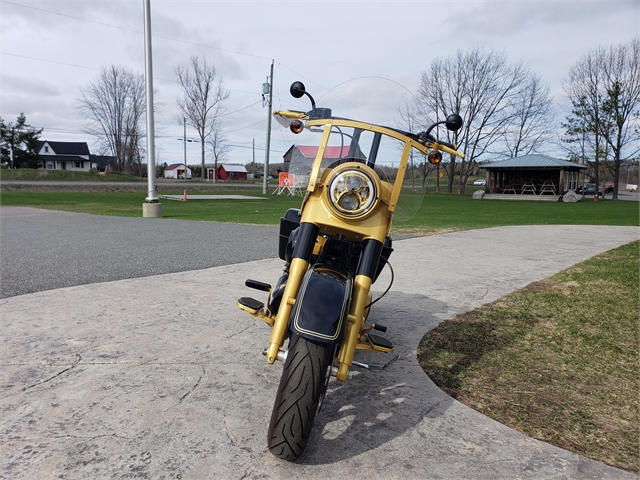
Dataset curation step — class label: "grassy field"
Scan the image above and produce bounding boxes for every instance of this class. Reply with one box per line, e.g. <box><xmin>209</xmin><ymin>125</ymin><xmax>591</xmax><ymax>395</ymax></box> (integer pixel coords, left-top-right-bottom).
<box><xmin>418</xmin><ymin>241</ymin><xmax>639</xmax><ymax>473</ymax></box>
<box><xmin>1</xmin><ymin>190</ymin><xmax>638</xmax><ymax>229</ymax></box>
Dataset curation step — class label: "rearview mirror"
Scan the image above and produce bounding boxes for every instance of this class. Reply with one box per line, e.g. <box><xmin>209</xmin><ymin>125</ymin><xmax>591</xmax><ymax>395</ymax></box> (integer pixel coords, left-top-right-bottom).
<box><xmin>289</xmin><ymin>81</ymin><xmax>317</xmax><ymax>110</ymax></box>
<box><xmin>290</xmin><ymin>81</ymin><xmax>306</xmax><ymax>99</ymax></box>
<box><xmin>445</xmin><ymin>114</ymin><xmax>463</xmax><ymax>132</ymax></box>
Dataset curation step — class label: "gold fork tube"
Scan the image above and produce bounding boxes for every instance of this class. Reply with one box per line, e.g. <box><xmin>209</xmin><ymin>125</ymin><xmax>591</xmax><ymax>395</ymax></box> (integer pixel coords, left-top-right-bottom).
<box><xmin>336</xmin><ymin>274</ymin><xmax>372</xmax><ymax>381</ymax></box>
<box><xmin>266</xmin><ymin>257</ymin><xmax>309</xmax><ymax>363</ymax></box>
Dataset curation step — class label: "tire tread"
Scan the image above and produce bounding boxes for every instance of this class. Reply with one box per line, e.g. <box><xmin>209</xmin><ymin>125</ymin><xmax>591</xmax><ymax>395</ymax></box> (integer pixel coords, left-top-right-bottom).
<box><xmin>267</xmin><ymin>334</ymin><xmax>332</xmax><ymax>460</ymax></box>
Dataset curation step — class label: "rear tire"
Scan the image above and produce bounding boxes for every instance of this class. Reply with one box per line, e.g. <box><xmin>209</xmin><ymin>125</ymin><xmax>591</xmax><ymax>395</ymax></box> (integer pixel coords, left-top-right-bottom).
<box><xmin>267</xmin><ymin>333</ymin><xmax>332</xmax><ymax>460</ymax></box>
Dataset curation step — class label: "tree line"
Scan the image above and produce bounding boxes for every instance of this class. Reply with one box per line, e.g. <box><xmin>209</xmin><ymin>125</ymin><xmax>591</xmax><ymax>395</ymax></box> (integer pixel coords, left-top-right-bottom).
<box><xmin>76</xmin><ymin>57</ymin><xmax>229</xmax><ymax>180</ymax></box>
<box><xmin>1</xmin><ymin>56</ymin><xmax>229</xmax><ymax>180</ymax></box>
<box><xmin>2</xmin><ymin>39</ymin><xmax>638</xmax><ymax>199</ymax></box>
<box><xmin>401</xmin><ymin>38</ymin><xmax>639</xmax><ymax>199</ymax></box>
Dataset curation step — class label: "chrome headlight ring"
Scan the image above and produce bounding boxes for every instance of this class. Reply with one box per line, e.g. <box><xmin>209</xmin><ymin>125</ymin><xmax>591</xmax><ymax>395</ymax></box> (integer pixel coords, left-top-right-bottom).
<box><xmin>327</xmin><ymin>168</ymin><xmax>377</xmax><ymax>218</ymax></box>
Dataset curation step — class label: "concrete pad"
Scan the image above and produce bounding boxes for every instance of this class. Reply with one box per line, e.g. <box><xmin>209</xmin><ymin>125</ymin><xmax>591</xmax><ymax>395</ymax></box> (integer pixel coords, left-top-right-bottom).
<box><xmin>1</xmin><ymin>225</ymin><xmax>638</xmax><ymax>479</ymax></box>
<box><xmin>159</xmin><ymin>194</ymin><xmax>268</xmax><ymax>201</ymax></box>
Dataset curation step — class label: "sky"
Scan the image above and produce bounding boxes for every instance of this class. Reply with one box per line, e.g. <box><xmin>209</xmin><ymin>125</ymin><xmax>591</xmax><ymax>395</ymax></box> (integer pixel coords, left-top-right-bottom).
<box><xmin>1</xmin><ymin>0</ymin><xmax>638</xmax><ymax>167</ymax></box>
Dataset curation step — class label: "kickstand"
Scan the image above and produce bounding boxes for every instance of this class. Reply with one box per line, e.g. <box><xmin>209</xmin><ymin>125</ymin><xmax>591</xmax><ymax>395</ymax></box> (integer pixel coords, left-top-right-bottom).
<box><xmin>352</xmin><ymin>354</ymin><xmax>399</xmax><ymax>371</ymax></box>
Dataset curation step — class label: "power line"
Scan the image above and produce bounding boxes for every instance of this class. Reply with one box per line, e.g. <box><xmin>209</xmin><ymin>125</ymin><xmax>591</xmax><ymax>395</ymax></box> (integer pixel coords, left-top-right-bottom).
<box><xmin>219</xmin><ymin>100</ymin><xmax>262</xmax><ymax>117</ymax></box>
<box><xmin>2</xmin><ymin>51</ymin><xmax>265</xmax><ymax>101</ymax></box>
<box><xmin>1</xmin><ymin>52</ymin><xmax>102</xmax><ymax>72</ymax></box>
<box><xmin>3</xmin><ymin>1</ymin><xmax>273</xmax><ymax>61</ymax></box>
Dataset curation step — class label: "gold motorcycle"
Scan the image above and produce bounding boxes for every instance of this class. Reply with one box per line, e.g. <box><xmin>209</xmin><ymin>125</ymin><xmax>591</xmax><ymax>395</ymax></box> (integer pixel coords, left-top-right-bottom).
<box><xmin>237</xmin><ymin>81</ymin><xmax>463</xmax><ymax>460</ymax></box>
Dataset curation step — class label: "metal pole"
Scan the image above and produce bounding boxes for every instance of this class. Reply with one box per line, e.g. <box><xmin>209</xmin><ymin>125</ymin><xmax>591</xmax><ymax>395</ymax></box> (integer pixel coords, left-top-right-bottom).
<box><xmin>10</xmin><ymin>128</ymin><xmax>14</xmax><ymax>170</ymax></box>
<box><xmin>9</xmin><ymin>133</ymin><xmax>14</xmax><ymax>183</ymax></box>
<box><xmin>262</xmin><ymin>60</ymin><xmax>274</xmax><ymax>194</ymax></box>
<box><xmin>143</xmin><ymin>0</ymin><xmax>159</xmax><ymax>205</ymax></box>
<box><xmin>183</xmin><ymin>117</ymin><xmax>187</xmax><ymax>181</ymax></box>
<box><xmin>252</xmin><ymin>138</ymin><xmax>255</xmax><ymax>183</ymax></box>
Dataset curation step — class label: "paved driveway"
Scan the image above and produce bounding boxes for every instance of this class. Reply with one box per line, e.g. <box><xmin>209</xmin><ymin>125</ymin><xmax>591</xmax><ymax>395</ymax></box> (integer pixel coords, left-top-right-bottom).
<box><xmin>0</xmin><ymin>211</ymin><xmax>638</xmax><ymax>478</ymax></box>
<box><xmin>0</xmin><ymin>207</ymin><xmax>278</xmax><ymax>298</ymax></box>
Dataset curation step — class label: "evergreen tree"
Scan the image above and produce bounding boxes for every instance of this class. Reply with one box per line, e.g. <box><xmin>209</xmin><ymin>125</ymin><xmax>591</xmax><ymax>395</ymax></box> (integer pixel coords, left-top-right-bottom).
<box><xmin>0</xmin><ymin>113</ymin><xmax>43</xmax><ymax>169</ymax></box>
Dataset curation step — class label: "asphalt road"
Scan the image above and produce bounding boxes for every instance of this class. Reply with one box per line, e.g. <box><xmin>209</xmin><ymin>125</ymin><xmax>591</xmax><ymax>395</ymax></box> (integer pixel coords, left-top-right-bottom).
<box><xmin>0</xmin><ymin>206</ymin><xmax>278</xmax><ymax>298</ymax></box>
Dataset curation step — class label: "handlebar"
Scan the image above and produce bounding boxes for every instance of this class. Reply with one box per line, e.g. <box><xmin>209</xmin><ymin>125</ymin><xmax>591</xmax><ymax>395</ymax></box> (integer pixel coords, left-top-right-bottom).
<box><xmin>273</xmin><ymin>110</ymin><xmax>464</xmax><ymax>159</ymax></box>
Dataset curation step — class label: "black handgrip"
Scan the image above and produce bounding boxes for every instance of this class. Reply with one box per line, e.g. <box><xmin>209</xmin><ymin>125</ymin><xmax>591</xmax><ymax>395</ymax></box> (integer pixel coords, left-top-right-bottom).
<box><xmin>245</xmin><ymin>279</ymin><xmax>271</xmax><ymax>292</ymax></box>
<box><xmin>372</xmin><ymin>323</ymin><xmax>387</xmax><ymax>333</ymax></box>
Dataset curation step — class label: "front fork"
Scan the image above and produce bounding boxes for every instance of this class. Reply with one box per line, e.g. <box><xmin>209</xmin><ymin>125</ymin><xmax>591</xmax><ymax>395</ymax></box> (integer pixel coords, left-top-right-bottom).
<box><xmin>336</xmin><ymin>274</ymin><xmax>371</xmax><ymax>381</ymax></box>
<box><xmin>266</xmin><ymin>226</ymin><xmax>381</xmax><ymax>383</ymax></box>
<box><xmin>266</xmin><ymin>222</ymin><xmax>318</xmax><ymax>364</ymax></box>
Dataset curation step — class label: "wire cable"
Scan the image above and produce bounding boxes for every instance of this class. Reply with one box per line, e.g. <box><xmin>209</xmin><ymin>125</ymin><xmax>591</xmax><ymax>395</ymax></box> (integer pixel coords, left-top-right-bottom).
<box><xmin>364</xmin><ymin>257</ymin><xmax>394</xmax><ymax>310</ymax></box>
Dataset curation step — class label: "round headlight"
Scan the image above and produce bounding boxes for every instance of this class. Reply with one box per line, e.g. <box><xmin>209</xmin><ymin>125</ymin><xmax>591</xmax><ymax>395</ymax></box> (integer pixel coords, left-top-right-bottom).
<box><xmin>328</xmin><ymin>169</ymin><xmax>376</xmax><ymax>217</ymax></box>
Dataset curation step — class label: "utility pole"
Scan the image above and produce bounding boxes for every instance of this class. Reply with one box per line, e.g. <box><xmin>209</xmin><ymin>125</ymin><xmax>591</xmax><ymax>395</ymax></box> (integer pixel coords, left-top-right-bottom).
<box><xmin>252</xmin><ymin>138</ymin><xmax>256</xmax><ymax>183</ymax></box>
<box><xmin>183</xmin><ymin>117</ymin><xmax>187</xmax><ymax>181</ymax></box>
<box><xmin>142</xmin><ymin>0</ymin><xmax>161</xmax><ymax>217</ymax></box>
<box><xmin>9</xmin><ymin>128</ymin><xmax>14</xmax><ymax>183</ymax></box>
<box><xmin>262</xmin><ymin>60</ymin><xmax>274</xmax><ymax>194</ymax></box>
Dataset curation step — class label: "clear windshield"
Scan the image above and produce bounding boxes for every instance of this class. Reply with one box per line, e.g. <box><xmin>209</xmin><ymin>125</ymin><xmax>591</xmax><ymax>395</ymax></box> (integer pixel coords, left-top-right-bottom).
<box><xmin>285</xmin><ymin>123</ymin><xmax>425</xmax><ymax>222</ymax></box>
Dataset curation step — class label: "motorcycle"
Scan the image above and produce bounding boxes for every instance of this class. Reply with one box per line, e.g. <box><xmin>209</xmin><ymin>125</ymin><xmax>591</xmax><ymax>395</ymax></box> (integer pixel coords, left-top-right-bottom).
<box><xmin>237</xmin><ymin>81</ymin><xmax>464</xmax><ymax>460</ymax></box>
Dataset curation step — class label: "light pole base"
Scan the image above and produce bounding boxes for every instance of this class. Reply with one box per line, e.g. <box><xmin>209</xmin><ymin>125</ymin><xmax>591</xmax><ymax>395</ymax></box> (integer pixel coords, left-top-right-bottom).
<box><xmin>142</xmin><ymin>202</ymin><xmax>163</xmax><ymax>218</ymax></box>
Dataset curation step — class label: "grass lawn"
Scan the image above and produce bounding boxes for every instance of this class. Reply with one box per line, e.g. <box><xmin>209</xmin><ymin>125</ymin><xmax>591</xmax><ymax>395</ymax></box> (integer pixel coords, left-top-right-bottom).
<box><xmin>1</xmin><ymin>190</ymin><xmax>638</xmax><ymax>229</ymax></box>
<box><xmin>418</xmin><ymin>241</ymin><xmax>639</xmax><ymax>473</ymax></box>
<box><xmin>0</xmin><ymin>191</ymin><xmax>302</xmax><ymax>223</ymax></box>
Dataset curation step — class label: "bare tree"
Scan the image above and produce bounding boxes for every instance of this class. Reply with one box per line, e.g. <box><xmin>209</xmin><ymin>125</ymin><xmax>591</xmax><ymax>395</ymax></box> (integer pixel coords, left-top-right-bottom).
<box><xmin>175</xmin><ymin>56</ymin><xmax>229</xmax><ymax>181</ymax></box>
<box><xmin>600</xmin><ymin>38</ymin><xmax>640</xmax><ymax>199</ymax></box>
<box><xmin>563</xmin><ymin>39</ymin><xmax>640</xmax><ymax>199</ymax></box>
<box><xmin>205</xmin><ymin>118</ymin><xmax>230</xmax><ymax>181</ymax></box>
<box><xmin>416</xmin><ymin>48</ymin><xmax>548</xmax><ymax>194</ymax></box>
<box><xmin>395</xmin><ymin>95</ymin><xmax>421</xmax><ymax>191</ymax></box>
<box><xmin>564</xmin><ymin>47</ymin><xmax>610</xmax><ymax>197</ymax></box>
<box><xmin>504</xmin><ymin>73</ymin><xmax>554</xmax><ymax>157</ymax></box>
<box><xmin>78</xmin><ymin>65</ymin><xmax>146</xmax><ymax>173</ymax></box>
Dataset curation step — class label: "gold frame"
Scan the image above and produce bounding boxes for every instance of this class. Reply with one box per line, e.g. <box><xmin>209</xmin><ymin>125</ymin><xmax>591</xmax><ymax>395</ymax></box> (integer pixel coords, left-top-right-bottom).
<box><xmin>249</xmin><ymin>110</ymin><xmax>464</xmax><ymax>380</ymax></box>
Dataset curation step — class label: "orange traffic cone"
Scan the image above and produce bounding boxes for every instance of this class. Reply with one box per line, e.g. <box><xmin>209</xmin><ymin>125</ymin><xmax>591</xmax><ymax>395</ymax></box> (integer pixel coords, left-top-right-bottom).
<box><xmin>183</xmin><ymin>189</ymin><xmax>187</xmax><ymax>202</ymax></box>
<box><xmin>593</xmin><ymin>194</ymin><xmax>598</xmax><ymax>202</ymax></box>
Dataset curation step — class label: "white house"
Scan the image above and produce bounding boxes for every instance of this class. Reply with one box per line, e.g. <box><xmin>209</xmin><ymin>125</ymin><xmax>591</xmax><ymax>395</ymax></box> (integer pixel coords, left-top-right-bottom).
<box><xmin>37</xmin><ymin>141</ymin><xmax>96</xmax><ymax>171</ymax></box>
<box><xmin>164</xmin><ymin>163</ymin><xmax>192</xmax><ymax>179</ymax></box>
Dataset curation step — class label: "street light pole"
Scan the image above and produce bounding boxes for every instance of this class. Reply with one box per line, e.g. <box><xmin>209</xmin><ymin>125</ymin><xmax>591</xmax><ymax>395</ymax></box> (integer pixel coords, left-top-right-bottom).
<box><xmin>142</xmin><ymin>0</ymin><xmax>162</xmax><ymax>217</ymax></box>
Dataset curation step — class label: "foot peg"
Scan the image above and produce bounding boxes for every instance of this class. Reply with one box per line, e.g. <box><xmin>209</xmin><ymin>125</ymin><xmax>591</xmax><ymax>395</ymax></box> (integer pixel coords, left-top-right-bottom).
<box><xmin>368</xmin><ymin>334</ymin><xmax>393</xmax><ymax>350</ymax></box>
<box><xmin>237</xmin><ymin>297</ymin><xmax>264</xmax><ymax>312</ymax></box>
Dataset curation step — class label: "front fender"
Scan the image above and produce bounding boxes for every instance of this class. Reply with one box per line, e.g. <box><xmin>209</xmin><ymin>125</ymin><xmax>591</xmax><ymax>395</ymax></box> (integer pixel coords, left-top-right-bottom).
<box><xmin>289</xmin><ymin>267</ymin><xmax>352</xmax><ymax>344</ymax></box>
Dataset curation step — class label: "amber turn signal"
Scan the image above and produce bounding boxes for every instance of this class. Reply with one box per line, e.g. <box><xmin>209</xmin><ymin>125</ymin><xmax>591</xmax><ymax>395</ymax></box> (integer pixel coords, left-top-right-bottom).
<box><xmin>428</xmin><ymin>150</ymin><xmax>442</xmax><ymax>164</ymax></box>
<box><xmin>290</xmin><ymin>120</ymin><xmax>304</xmax><ymax>134</ymax></box>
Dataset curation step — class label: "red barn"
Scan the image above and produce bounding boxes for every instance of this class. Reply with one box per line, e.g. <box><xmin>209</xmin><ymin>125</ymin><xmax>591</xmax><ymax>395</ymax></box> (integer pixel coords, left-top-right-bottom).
<box><xmin>217</xmin><ymin>164</ymin><xmax>248</xmax><ymax>180</ymax></box>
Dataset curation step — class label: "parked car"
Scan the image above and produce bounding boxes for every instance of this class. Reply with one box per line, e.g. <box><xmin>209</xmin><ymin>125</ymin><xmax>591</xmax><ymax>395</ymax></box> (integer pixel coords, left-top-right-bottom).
<box><xmin>473</xmin><ymin>179</ymin><xmax>486</xmax><ymax>186</ymax></box>
<box><xmin>575</xmin><ymin>183</ymin><xmax>603</xmax><ymax>196</ymax></box>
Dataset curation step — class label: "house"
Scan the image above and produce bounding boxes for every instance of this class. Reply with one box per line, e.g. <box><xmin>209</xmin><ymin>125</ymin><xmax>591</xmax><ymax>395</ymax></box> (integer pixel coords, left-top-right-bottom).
<box><xmin>37</xmin><ymin>141</ymin><xmax>96</xmax><ymax>171</ymax></box>
<box><xmin>164</xmin><ymin>163</ymin><xmax>192</xmax><ymax>179</ymax></box>
<box><xmin>479</xmin><ymin>155</ymin><xmax>587</xmax><ymax>199</ymax></box>
<box><xmin>217</xmin><ymin>164</ymin><xmax>248</xmax><ymax>180</ymax></box>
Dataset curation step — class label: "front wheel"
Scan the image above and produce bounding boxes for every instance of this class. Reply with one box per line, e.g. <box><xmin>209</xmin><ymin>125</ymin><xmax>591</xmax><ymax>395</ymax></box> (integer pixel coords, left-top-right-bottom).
<box><xmin>267</xmin><ymin>333</ymin><xmax>333</xmax><ymax>460</ymax></box>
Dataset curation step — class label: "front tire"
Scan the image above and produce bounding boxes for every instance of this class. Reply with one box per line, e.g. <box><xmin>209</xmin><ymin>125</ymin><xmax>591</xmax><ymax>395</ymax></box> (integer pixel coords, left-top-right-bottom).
<box><xmin>267</xmin><ymin>333</ymin><xmax>332</xmax><ymax>460</ymax></box>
